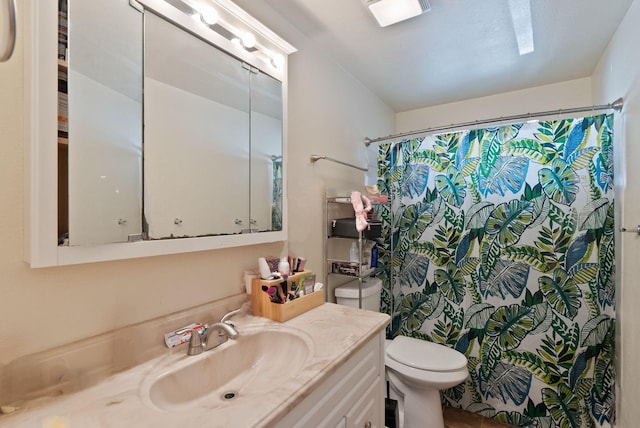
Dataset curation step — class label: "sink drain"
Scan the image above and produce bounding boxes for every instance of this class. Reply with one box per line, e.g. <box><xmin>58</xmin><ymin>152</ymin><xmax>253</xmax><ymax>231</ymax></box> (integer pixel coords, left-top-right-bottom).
<box><xmin>222</xmin><ymin>391</ymin><xmax>238</xmax><ymax>400</ymax></box>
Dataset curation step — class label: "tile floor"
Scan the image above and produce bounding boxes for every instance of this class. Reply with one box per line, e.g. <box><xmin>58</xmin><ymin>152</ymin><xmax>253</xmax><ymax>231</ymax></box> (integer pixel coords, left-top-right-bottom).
<box><xmin>443</xmin><ymin>406</ymin><xmax>515</xmax><ymax>428</ymax></box>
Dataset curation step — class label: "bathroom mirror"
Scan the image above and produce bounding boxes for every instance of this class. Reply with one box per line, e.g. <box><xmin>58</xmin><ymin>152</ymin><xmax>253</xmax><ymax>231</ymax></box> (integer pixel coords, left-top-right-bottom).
<box><xmin>67</xmin><ymin>0</ymin><xmax>143</xmax><ymax>246</ymax></box>
<box><xmin>65</xmin><ymin>0</ymin><xmax>284</xmax><ymax>246</ymax></box>
<box><xmin>25</xmin><ymin>0</ymin><xmax>294</xmax><ymax>267</ymax></box>
<box><xmin>144</xmin><ymin>11</ymin><xmax>251</xmax><ymax>238</ymax></box>
<box><xmin>250</xmin><ymin>68</ymin><xmax>284</xmax><ymax>232</ymax></box>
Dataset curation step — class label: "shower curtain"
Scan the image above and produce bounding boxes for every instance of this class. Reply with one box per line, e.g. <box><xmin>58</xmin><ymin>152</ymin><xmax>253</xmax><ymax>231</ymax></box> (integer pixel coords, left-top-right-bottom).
<box><xmin>272</xmin><ymin>159</ymin><xmax>283</xmax><ymax>230</ymax></box>
<box><xmin>376</xmin><ymin>114</ymin><xmax>615</xmax><ymax>427</ymax></box>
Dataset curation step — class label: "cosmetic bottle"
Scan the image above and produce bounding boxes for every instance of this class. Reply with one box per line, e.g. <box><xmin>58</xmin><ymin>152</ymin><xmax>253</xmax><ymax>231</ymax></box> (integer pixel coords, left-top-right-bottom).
<box><xmin>278</xmin><ymin>257</ymin><xmax>290</xmax><ymax>275</ymax></box>
<box><xmin>258</xmin><ymin>257</ymin><xmax>271</xmax><ymax>280</ymax></box>
<box><xmin>370</xmin><ymin>243</ymin><xmax>378</xmax><ymax>268</ymax></box>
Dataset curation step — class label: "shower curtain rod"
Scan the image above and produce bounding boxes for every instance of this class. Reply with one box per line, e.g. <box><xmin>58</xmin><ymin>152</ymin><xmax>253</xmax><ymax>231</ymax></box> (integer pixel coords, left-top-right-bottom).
<box><xmin>364</xmin><ymin>97</ymin><xmax>624</xmax><ymax>146</ymax></box>
<box><xmin>310</xmin><ymin>155</ymin><xmax>368</xmax><ymax>172</ymax></box>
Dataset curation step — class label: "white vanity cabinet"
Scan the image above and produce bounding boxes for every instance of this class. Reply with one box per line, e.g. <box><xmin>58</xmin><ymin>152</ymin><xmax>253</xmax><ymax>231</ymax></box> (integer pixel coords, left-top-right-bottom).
<box><xmin>275</xmin><ymin>331</ymin><xmax>385</xmax><ymax>428</ymax></box>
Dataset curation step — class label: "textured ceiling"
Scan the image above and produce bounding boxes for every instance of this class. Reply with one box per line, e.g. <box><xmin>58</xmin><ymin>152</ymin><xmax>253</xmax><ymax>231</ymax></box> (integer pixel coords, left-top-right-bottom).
<box><xmin>261</xmin><ymin>0</ymin><xmax>633</xmax><ymax>112</ymax></box>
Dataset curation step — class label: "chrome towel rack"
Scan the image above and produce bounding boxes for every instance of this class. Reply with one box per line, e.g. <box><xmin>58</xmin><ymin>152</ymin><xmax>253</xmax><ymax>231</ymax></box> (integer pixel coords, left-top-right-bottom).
<box><xmin>310</xmin><ymin>155</ymin><xmax>368</xmax><ymax>172</ymax></box>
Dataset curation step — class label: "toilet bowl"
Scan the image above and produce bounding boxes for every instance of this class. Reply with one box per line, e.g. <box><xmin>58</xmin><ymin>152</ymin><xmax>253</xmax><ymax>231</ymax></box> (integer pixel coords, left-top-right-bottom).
<box><xmin>334</xmin><ymin>281</ymin><xmax>469</xmax><ymax>428</ymax></box>
<box><xmin>385</xmin><ymin>336</ymin><xmax>469</xmax><ymax>428</ymax></box>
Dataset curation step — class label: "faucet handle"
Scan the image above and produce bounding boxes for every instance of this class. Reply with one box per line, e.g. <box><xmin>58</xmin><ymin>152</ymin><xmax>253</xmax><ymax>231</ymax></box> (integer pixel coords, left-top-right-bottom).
<box><xmin>187</xmin><ymin>328</ymin><xmax>205</xmax><ymax>355</ymax></box>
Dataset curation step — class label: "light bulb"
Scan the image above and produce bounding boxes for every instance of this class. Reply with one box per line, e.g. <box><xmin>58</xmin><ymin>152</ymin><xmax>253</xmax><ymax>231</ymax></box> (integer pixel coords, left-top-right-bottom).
<box><xmin>271</xmin><ymin>53</ymin><xmax>285</xmax><ymax>68</ymax></box>
<box><xmin>200</xmin><ymin>8</ymin><xmax>218</xmax><ymax>26</ymax></box>
<box><xmin>241</xmin><ymin>32</ymin><xmax>256</xmax><ymax>48</ymax></box>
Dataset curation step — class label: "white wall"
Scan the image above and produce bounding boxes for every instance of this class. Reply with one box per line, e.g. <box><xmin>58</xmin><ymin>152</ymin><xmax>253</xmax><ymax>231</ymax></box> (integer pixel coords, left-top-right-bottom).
<box><xmin>397</xmin><ymin>77</ymin><xmax>592</xmax><ymax>132</ymax></box>
<box><xmin>591</xmin><ymin>1</ymin><xmax>640</xmax><ymax>426</ymax></box>
<box><xmin>0</xmin><ymin>0</ymin><xmax>394</xmax><ymax>364</ymax></box>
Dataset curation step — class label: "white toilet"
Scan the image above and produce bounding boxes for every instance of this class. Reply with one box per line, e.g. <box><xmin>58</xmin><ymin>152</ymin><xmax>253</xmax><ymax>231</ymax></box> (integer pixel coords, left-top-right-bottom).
<box><xmin>386</xmin><ymin>336</ymin><xmax>469</xmax><ymax>428</ymax></box>
<box><xmin>335</xmin><ymin>279</ymin><xmax>469</xmax><ymax>428</ymax></box>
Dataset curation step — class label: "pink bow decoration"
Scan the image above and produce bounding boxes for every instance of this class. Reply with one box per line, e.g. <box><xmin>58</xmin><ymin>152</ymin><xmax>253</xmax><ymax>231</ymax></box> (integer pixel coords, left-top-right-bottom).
<box><xmin>351</xmin><ymin>191</ymin><xmax>372</xmax><ymax>232</ymax></box>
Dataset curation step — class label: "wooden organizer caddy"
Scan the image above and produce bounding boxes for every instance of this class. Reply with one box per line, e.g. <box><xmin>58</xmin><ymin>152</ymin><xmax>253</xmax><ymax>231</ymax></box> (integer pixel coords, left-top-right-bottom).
<box><xmin>251</xmin><ymin>270</ymin><xmax>324</xmax><ymax>322</ymax></box>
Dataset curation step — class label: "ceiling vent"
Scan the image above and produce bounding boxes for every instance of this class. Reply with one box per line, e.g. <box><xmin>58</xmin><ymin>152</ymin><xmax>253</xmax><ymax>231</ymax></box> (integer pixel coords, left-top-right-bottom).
<box><xmin>363</xmin><ymin>0</ymin><xmax>431</xmax><ymax>27</ymax></box>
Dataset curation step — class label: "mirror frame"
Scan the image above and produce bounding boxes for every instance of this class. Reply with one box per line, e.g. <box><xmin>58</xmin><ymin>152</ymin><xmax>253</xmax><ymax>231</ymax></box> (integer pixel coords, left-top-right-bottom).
<box><xmin>23</xmin><ymin>0</ymin><xmax>296</xmax><ymax>267</ymax></box>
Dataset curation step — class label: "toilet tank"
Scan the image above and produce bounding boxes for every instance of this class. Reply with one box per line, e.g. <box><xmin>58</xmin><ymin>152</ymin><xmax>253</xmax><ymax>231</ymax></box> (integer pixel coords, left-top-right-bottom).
<box><xmin>335</xmin><ymin>278</ymin><xmax>382</xmax><ymax>312</ymax></box>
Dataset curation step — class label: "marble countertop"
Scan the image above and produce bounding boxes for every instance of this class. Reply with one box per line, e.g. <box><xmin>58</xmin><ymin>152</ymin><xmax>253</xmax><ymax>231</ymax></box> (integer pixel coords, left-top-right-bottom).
<box><xmin>0</xmin><ymin>303</ymin><xmax>389</xmax><ymax>428</ymax></box>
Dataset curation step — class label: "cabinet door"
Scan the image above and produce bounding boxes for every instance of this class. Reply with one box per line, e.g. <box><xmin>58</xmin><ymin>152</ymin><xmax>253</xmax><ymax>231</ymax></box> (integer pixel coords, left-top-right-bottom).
<box><xmin>67</xmin><ymin>0</ymin><xmax>143</xmax><ymax>245</ymax></box>
<box><xmin>144</xmin><ymin>11</ymin><xmax>250</xmax><ymax>238</ymax></box>
<box><xmin>345</xmin><ymin>378</ymin><xmax>381</xmax><ymax>428</ymax></box>
<box><xmin>274</xmin><ymin>333</ymin><xmax>383</xmax><ymax>428</ymax></box>
<box><xmin>249</xmin><ymin>70</ymin><xmax>283</xmax><ymax>232</ymax></box>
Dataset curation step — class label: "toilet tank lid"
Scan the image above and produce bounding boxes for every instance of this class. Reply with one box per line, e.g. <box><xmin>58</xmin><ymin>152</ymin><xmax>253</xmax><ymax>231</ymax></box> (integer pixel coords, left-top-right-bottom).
<box><xmin>387</xmin><ymin>336</ymin><xmax>467</xmax><ymax>371</ymax></box>
<box><xmin>335</xmin><ymin>278</ymin><xmax>382</xmax><ymax>299</ymax></box>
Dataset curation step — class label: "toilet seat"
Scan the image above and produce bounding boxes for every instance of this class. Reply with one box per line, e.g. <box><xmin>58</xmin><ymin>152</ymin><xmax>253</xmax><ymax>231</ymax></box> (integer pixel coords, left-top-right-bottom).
<box><xmin>387</xmin><ymin>336</ymin><xmax>467</xmax><ymax>372</ymax></box>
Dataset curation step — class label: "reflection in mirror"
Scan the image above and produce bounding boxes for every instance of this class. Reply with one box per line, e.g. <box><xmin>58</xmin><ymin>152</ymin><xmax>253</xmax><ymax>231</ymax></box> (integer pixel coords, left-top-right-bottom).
<box><xmin>62</xmin><ymin>0</ymin><xmax>286</xmax><ymax>248</ymax></box>
<box><xmin>250</xmin><ymin>71</ymin><xmax>283</xmax><ymax>232</ymax></box>
<box><xmin>67</xmin><ymin>0</ymin><xmax>143</xmax><ymax>246</ymax></box>
<box><xmin>144</xmin><ymin>11</ymin><xmax>250</xmax><ymax>238</ymax></box>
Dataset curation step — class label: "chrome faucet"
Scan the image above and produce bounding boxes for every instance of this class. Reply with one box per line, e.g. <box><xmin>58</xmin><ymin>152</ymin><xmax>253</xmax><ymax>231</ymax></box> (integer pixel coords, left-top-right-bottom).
<box><xmin>187</xmin><ymin>322</ymin><xmax>239</xmax><ymax>355</ymax></box>
<box><xmin>220</xmin><ymin>308</ymin><xmax>241</xmax><ymax>325</ymax></box>
<box><xmin>187</xmin><ymin>309</ymin><xmax>241</xmax><ymax>356</ymax></box>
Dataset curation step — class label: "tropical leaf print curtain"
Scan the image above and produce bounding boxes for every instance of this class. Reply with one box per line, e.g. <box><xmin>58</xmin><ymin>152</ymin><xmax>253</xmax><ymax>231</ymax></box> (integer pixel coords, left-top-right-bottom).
<box><xmin>376</xmin><ymin>114</ymin><xmax>615</xmax><ymax>427</ymax></box>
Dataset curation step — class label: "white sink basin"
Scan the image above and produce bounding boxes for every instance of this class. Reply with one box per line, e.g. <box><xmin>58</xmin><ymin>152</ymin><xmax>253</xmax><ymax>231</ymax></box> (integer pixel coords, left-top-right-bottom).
<box><xmin>141</xmin><ymin>324</ymin><xmax>313</xmax><ymax>411</ymax></box>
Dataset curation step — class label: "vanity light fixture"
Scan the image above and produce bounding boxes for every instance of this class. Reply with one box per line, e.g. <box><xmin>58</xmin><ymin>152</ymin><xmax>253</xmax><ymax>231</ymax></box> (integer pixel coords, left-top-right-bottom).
<box><xmin>170</xmin><ymin>0</ymin><xmax>293</xmax><ymax>70</ymax></box>
<box><xmin>363</xmin><ymin>0</ymin><xmax>431</xmax><ymax>27</ymax></box>
<box><xmin>200</xmin><ymin>7</ymin><xmax>219</xmax><ymax>25</ymax></box>
<box><xmin>231</xmin><ymin>32</ymin><xmax>260</xmax><ymax>52</ymax></box>
<box><xmin>258</xmin><ymin>48</ymin><xmax>285</xmax><ymax>69</ymax></box>
<box><xmin>240</xmin><ymin>32</ymin><xmax>256</xmax><ymax>48</ymax></box>
<box><xmin>270</xmin><ymin>53</ymin><xmax>285</xmax><ymax>68</ymax></box>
